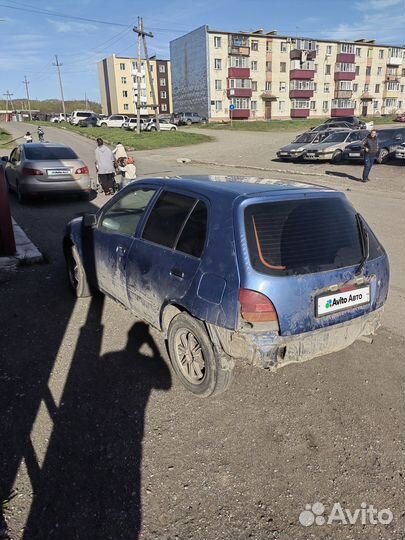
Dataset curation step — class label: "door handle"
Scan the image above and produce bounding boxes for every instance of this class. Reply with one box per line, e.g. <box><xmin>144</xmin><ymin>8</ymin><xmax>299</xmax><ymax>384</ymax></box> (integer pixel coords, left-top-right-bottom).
<box><xmin>170</xmin><ymin>268</ymin><xmax>184</xmax><ymax>279</ymax></box>
<box><xmin>116</xmin><ymin>246</ymin><xmax>126</xmax><ymax>257</ymax></box>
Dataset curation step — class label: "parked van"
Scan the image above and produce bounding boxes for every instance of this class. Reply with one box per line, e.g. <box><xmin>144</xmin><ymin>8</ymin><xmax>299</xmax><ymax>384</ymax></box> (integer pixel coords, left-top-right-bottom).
<box><xmin>69</xmin><ymin>111</ymin><xmax>94</xmax><ymax>125</ymax></box>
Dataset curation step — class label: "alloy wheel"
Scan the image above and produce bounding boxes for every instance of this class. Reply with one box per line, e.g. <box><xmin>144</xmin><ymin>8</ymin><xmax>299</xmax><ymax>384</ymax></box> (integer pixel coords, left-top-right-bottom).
<box><xmin>174</xmin><ymin>329</ymin><xmax>206</xmax><ymax>384</ymax></box>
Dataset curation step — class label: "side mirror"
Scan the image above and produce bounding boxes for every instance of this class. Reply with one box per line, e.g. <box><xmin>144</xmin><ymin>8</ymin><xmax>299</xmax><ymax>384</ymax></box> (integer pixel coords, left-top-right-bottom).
<box><xmin>1</xmin><ymin>156</ymin><xmax>9</xmax><ymax>162</ymax></box>
<box><xmin>83</xmin><ymin>214</ymin><xmax>97</xmax><ymax>227</ymax></box>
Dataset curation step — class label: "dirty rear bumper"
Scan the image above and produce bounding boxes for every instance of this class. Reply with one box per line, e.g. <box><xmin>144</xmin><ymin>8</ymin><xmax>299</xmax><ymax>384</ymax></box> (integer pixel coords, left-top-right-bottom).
<box><xmin>209</xmin><ymin>308</ymin><xmax>383</xmax><ymax>371</ymax></box>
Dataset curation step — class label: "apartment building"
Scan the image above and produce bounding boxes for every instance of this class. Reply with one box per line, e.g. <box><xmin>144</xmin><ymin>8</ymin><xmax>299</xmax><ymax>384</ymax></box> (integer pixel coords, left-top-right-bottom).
<box><xmin>170</xmin><ymin>26</ymin><xmax>405</xmax><ymax>121</ymax></box>
<box><xmin>97</xmin><ymin>54</ymin><xmax>173</xmax><ymax>116</ymax></box>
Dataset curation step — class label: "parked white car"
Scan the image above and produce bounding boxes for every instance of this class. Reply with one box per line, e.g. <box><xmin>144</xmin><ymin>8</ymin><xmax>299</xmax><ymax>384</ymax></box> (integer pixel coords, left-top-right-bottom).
<box><xmin>97</xmin><ymin>115</ymin><xmax>129</xmax><ymax>128</ymax></box>
<box><xmin>50</xmin><ymin>113</ymin><xmax>67</xmax><ymax>123</ymax></box>
<box><xmin>123</xmin><ymin>118</ymin><xmax>148</xmax><ymax>131</ymax></box>
<box><xmin>69</xmin><ymin>111</ymin><xmax>95</xmax><ymax>125</ymax></box>
<box><xmin>145</xmin><ymin>119</ymin><xmax>177</xmax><ymax>132</ymax></box>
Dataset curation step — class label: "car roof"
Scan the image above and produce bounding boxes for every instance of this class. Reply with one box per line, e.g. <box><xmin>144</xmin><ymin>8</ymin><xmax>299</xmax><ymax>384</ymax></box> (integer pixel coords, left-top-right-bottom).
<box><xmin>140</xmin><ymin>175</ymin><xmax>335</xmax><ymax>200</ymax></box>
<box><xmin>21</xmin><ymin>143</ymin><xmax>71</xmax><ymax>149</ymax></box>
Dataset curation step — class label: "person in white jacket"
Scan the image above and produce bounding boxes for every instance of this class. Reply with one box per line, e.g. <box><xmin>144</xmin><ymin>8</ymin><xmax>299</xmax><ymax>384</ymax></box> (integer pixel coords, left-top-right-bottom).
<box><xmin>117</xmin><ymin>156</ymin><xmax>136</xmax><ymax>186</ymax></box>
<box><xmin>95</xmin><ymin>138</ymin><xmax>116</xmax><ymax>195</ymax></box>
<box><xmin>112</xmin><ymin>142</ymin><xmax>128</xmax><ymax>163</ymax></box>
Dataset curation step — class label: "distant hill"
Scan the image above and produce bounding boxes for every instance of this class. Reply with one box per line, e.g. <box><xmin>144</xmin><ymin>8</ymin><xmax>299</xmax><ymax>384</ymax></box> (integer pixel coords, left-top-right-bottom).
<box><xmin>0</xmin><ymin>99</ymin><xmax>102</xmax><ymax>114</ymax></box>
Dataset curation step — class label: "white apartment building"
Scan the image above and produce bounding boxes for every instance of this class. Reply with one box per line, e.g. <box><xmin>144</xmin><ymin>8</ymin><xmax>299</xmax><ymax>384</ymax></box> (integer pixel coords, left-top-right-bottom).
<box><xmin>170</xmin><ymin>26</ymin><xmax>405</xmax><ymax>121</ymax></box>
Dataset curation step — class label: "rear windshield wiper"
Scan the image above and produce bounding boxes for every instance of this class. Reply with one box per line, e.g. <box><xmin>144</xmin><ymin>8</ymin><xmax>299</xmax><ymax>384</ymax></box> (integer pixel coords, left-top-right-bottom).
<box><xmin>355</xmin><ymin>213</ymin><xmax>369</xmax><ymax>276</ymax></box>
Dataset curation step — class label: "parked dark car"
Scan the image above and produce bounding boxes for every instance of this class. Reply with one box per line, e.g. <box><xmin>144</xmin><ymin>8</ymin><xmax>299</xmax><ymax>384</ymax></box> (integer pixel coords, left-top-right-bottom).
<box><xmin>343</xmin><ymin>128</ymin><xmax>405</xmax><ymax>163</ymax></box>
<box><xmin>173</xmin><ymin>112</ymin><xmax>206</xmax><ymax>125</ymax></box>
<box><xmin>310</xmin><ymin>122</ymin><xmax>356</xmax><ymax>132</ymax></box>
<box><xmin>63</xmin><ymin>176</ymin><xmax>389</xmax><ymax>397</ymax></box>
<box><xmin>325</xmin><ymin>116</ymin><xmax>366</xmax><ymax>128</ymax></box>
<box><xmin>78</xmin><ymin>115</ymin><xmax>98</xmax><ymax>127</ymax></box>
<box><xmin>394</xmin><ymin>113</ymin><xmax>405</xmax><ymax>123</ymax></box>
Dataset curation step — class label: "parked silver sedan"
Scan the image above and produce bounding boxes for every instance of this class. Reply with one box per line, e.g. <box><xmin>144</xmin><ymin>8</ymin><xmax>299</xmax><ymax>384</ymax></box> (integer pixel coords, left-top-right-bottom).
<box><xmin>2</xmin><ymin>144</ymin><xmax>92</xmax><ymax>203</ymax></box>
<box><xmin>303</xmin><ymin>130</ymin><xmax>369</xmax><ymax>163</ymax></box>
<box><xmin>277</xmin><ymin>128</ymin><xmax>346</xmax><ymax>161</ymax></box>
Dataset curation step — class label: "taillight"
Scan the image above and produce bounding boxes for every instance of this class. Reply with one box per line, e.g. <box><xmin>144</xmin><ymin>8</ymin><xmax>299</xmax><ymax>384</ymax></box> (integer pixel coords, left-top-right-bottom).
<box><xmin>75</xmin><ymin>166</ymin><xmax>89</xmax><ymax>174</ymax></box>
<box><xmin>239</xmin><ymin>289</ymin><xmax>279</xmax><ymax>323</ymax></box>
<box><xmin>22</xmin><ymin>167</ymin><xmax>43</xmax><ymax>176</ymax></box>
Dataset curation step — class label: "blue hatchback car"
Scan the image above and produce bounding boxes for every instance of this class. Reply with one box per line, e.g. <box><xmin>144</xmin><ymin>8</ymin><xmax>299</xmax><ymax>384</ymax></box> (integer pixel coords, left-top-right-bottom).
<box><xmin>64</xmin><ymin>176</ymin><xmax>389</xmax><ymax>397</ymax></box>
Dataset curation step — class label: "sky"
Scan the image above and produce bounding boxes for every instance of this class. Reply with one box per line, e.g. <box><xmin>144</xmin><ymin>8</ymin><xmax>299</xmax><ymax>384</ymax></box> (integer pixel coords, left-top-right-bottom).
<box><xmin>0</xmin><ymin>0</ymin><xmax>404</xmax><ymax>103</ymax></box>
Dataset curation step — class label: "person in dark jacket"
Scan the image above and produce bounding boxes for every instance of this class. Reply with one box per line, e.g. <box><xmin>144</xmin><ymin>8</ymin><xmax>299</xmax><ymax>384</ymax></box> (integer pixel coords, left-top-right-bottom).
<box><xmin>362</xmin><ymin>130</ymin><xmax>379</xmax><ymax>182</ymax></box>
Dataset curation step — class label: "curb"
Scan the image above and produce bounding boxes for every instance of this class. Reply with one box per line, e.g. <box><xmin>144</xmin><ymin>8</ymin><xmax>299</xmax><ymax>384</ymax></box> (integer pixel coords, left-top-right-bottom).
<box><xmin>0</xmin><ymin>219</ymin><xmax>43</xmax><ymax>270</ymax></box>
<box><xmin>190</xmin><ymin>159</ymin><xmax>338</xmax><ymax>178</ymax></box>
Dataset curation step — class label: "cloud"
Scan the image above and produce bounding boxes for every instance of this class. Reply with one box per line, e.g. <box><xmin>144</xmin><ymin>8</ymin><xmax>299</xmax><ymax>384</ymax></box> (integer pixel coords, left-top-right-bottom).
<box><xmin>355</xmin><ymin>0</ymin><xmax>403</xmax><ymax>9</ymax></box>
<box><xmin>47</xmin><ymin>18</ymin><xmax>97</xmax><ymax>33</ymax></box>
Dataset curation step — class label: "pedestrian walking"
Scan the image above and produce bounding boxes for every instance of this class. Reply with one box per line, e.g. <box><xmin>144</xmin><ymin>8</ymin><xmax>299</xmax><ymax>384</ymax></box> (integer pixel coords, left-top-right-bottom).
<box><xmin>362</xmin><ymin>130</ymin><xmax>379</xmax><ymax>183</ymax></box>
<box><xmin>37</xmin><ymin>126</ymin><xmax>45</xmax><ymax>143</ymax></box>
<box><xmin>23</xmin><ymin>131</ymin><xmax>33</xmax><ymax>143</ymax></box>
<box><xmin>95</xmin><ymin>138</ymin><xmax>116</xmax><ymax>195</ymax></box>
<box><xmin>112</xmin><ymin>142</ymin><xmax>128</xmax><ymax>163</ymax></box>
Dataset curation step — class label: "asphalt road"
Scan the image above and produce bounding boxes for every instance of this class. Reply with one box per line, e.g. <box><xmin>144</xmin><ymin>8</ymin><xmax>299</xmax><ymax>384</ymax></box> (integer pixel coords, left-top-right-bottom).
<box><xmin>0</xmin><ymin>122</ymin><xmax>404</xmax><ymax>540</ymax></box>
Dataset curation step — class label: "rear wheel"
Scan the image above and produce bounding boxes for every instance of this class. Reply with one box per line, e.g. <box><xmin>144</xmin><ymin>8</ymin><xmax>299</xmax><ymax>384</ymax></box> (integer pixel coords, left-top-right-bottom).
<box><xmin>331</xmin><ymin>150</ymin><xmax>343</xmax><ymax>163</ymax></box>
<box><xmin>170</xmin><ymin>127</ymin><xmax>176</xmax><ymax>131</ymax></box>
<box><xmin>100</xmin><ymin>122</ymin><xmax>107</xmax><ymax>127</ymax></box>
<box><xmin>66</xmin><ymin>245</ymin><xmax>92</xmax><ymax>297</ymax></box>
<box><xmin>167</xmin><ymin>313</ymin><xmax>233</xmax><ymax>397</ymax></box>
<box><xmin>150</xmin><ymin>126</ymin><xmax>157</xmax><ymax>131</ymax></box>
<box><xmin>186</xmin><ymin>119</ymin><xmax>192</xmax><ymax>126</ymax></box>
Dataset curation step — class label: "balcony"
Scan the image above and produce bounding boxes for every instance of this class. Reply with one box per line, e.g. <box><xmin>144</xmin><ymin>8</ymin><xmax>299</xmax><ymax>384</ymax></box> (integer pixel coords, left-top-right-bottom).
<box><xmin>230</xmin><ymin>109</ymin><xmax>250</xmax><ymax>119</ymax></box>
<box><xmin>387</xmin><ymin>56</ymin><xmax>403</xmax><ymax>66</ymax></box>
<box><xmin>289</xmin><ymin>89</ymin><xmax>314</xmax><ymax>98</ymax></box>
<box><xmin>331</xmin><ymin>107</ymin><xmax>355</xmax><ymax>117</ymax></box>
<box><xmin>290</xmin><ymin>49</ymin><xmax>316</xmax><ymax>61</ymax></box>
<box><xmin>385</xmin><ymin>74</ymin><xmax>399</xmax><ymax>82</ymax></box>
<box><xmin>290</xmin><ymin>108</ymin><xmax>310</xmax><ymax>118</ymax></box>
<box><xmin>228</xmin><ymin>67</ymin><xmax>250</xmax><ymax>78</ymax></box>
<box><xmin>290</xmin><ymin>69</ymin><xmax>315</xmax><ymax>80</ymax></box>
<box><xmin>227</xmin><ymin>88</ymin><xmax>252</xmax><ymax>98</ymax></box>
<box><xmin>334</xmin><ymin>71</ymin><xmax>356</xmax><ymax>81</ymax></box>
<box><xmin>334</xmin><ymin>90</ymin><xmax>353</xmax><ymax>99</ymax></box>
<box><xmin>336</xmin><ymin>52</ymin><xmax>355</xmax><ymax>63</ymax></box>
<box><xmin>383</xmin><ymin>89</ymin><xmax>400</xmax><ymax>98</ymax></box>
<box><xmin>228</xmin><ymin>46</ymin><xmax>250</xmax><ymax>56</ymax></box>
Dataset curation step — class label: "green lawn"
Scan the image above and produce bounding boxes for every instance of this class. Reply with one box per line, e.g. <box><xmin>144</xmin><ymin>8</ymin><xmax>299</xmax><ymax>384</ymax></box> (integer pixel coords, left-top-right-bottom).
<box><xmin>196</xmin><ymin>115</ymin><xmax>397</xmax><ymax>132</ymax></box>
<box><xmin>34</xmin><ymin>121</ymin><xmax>213</xmax><ymax>150</ymax></box>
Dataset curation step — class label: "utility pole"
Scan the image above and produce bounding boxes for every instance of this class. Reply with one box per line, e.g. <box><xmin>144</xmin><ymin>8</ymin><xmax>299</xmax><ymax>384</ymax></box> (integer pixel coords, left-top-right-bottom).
<box><xmin>133</xmin><ymin>17</ymin><xmax>160</xmax><ymax>132</ymax></box>
<box><xmin>132</xmin><ymin>16</ymin><xmax>142</xmax><ymax>134</ymax></box>
<box><xmin>23</xmin><ymin>76</ymin><xmax>32</xmax><ymax>121</ymax></box>
<box><xmin>85</xmin><ymin>92</ymin><xmax>89</xmax><ymax>110</ymax></box>
<box><xmin>52</xmin><ymin>55</ymin><xmax>67</xmax><ymax>119</ymax></box>
<box><xmin>3</xmin><ymin>90</ymin><xmax>14</xmax><ymax>120</ymax></box>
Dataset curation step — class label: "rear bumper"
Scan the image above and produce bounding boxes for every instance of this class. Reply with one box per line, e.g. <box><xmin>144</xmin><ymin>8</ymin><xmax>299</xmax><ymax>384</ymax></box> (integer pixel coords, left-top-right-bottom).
<box><xmin>209</xmin><ymin>308</ymin><xmax>383</xmax><ymax>371</ymax></box>
<box><xmin>19</xmin><ymin>176</ymin><xmax>91</xmax><ymax>194</ymax></box>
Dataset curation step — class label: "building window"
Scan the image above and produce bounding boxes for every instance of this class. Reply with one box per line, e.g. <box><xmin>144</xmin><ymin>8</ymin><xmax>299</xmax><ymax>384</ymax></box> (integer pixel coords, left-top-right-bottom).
<box><xmin>278</xmin><ymin>100</ymin><xmax>285</xmax><ymax>112</ymax></box>
<box><xmin>159</xmin><ymin>64</ymin><xmax>166</xmax><ymax>73</ymax></box>
<box><xmin>291</xmin><ymin>80</ymin><xmax>314</xmax><ymax>90</ymax></box>
<box><xmin>214</xmin><ymin>36</ymin><xmax>222</xmax><ymax>48</ymax></box>
<box><xmin>160</xmin><ymin>90</ymin><xmax>167</xmax><ymax>99</ymax></box>
<box><xmin>323</xmin><ymin>100</ymin><xmax>329</xmax><ymax>111</ymax></box>
<box><xmin>280</xmin><ymin>42</ymin><xmax>287</xmax><ymax>52</ymax></box>
<box><xmin>123</xmin><ymin>103</ymin><xmax>129</xmax><ymax>110</ymax></box>
<box><xmin>336</xmin><ymin>63</ymin><xmax>356</xmax><ymax>73</ymax></box>
<box><xmin>230</xmin><ymin>56</ymin><xmax>249</xmax><ymax>68</ymax></box>
<box><xmin>265</xmin><ymin>81</ymin><xmax>272</xmax><ymax>91</ymax></box>
<box><xmin>251</xmin><ymin>100</ymin><xmax>257</xmax><ymax>110</ymax></box>
<box><xmin>214</xmin><ymin>58</ymin><xmax>222</xmax><ymax>69</ymax></box>
<box><xmin>366</xmin><ymin>66</ymin><xmax>371</xmax><ymax>76</ymax></box>
<box><xmin>251</xmin><ymin>60</ymin><xmax>258</xmax><ymax>71</ymax></box>
<box><xmin>367</xmin><ymin>49</ymin><xmax>373</xmax><ymax>58</ymax></box>
<box><xmin>161</xmin><ymin>104</ymin><xmax>167</xmax><ymax>112</ymax></box>
<box><xmin>324</xmin><ymin>83</ymin><xmax>330</xmax><ymax>93</ymax></box>
<box><xmin>398</xmin><ymin>101</ymin><xmax>402</xmax><ymax>109</ymax></box>
<box><xmin>280</xmin><ymin>61</ymin><xmax>286</xmax><ymax>72</ymax></box>
<box><xmin>310</xmin><ymin>100</ymin><xmax>316</xmax><ymax>110</ymax></box>
<box><xmin>325</xmin><ymin>64</ymin><xmax>331</xmax><ymax>75</ymax></box>
<box><xmin>379</xmin><ymin>49</ymin><xmax>384</xmax><ymax>59</ymax></box>
<box><xmin>401</xmin><ymin>85</ymin><xmax>405</xmax><ymax>93</ymax></box>
<box><xmin>159</xmin><ymin>78</ymin><xmax>166</xmax><ymax>86</ymax></box>
<box><xmin>121</xmin><ymin>76</ymin><xmax>127</xmax><ymax>84</ymax></box>
<box><xmin>353</xmin><ymin>83</ymin><xmax>358</xmax><ymax>92</ymax></box>
<box><xmin>120</xmin><ymin>63</ymin><xmax>126</xmax><ymax>70</ymax></box>
<box><xmin>355</xmin><ymin>47</ymin><xmax>361</xmax><ymax>57</ymax></box>
<box><xmin>390</xmin><ymin>47</ymin><xmax>402</xmax><ymax>58</ymax></box>
<box><xmin>327</xmin><ymin>45</ymin><xmax>332</xmax><ymax>55</ymax></box>
<box><xmin>150</xmin><ymin>65</ymin><xmax>153</xmax><ymax>72</ymax></box>
<box><xmin>266</xmin><ymin>41</ymin><xmax>272</xmax><ymax>52</ymax></box>
<box><xmin>215</xmin><ymin>79</ymin><xmax>222</xmax><ymax>90</ymax></box>
<box><xmin>402</xmin><ymin>68</ymin><xmax>405</xmax><ymax>77</ymax></box>
<box><xmin>364</xmin><ymin>83</ymin><xmax>369</xmax><ymax>92</ymax></box>
<box><xmin>122</xmin><ymin>90</ymin><xmax>128</xmax><ymax>97</ymax></box>
<box><xmin>375</xmin><ymin>84</ymin><xmax>380</xmax><ymax>93</ymax></box>
<box><xmin>251</xmin><ymin>40</ymin><xmax>259</xmax><ymax>51</ymax></box>
<box><xmin>252</xmin><ymin>80</ymin><xmax>258</xmax><ymax>91</ymax></box>
<box><xmin>338</xmin><ymin>81</ymin><xmax>352</xmax><ymax>90</ymax></box>
<box><xmin>373</xmin><ymin>100</ymin><xmax>379</xmax><ymax>109</ymax></box>
<box><xmin>266</xmin><ymin>61</ymin><xmax>272</xmax><ymax>71</ymax></box>
<box><xmin>230</xmin><ymin>79</ymin><xmax>251</xmax><ymax>89</ymax></box>
<box><xmin>340</xmin><ymin>43</ymin><xmax>354</xmax><ymax>54</ymax></box>
<box><xmin>231</xmin><ymin>97</ymin><xmax>250</xmax><ymax>109</ymax></box>
<box><xmin>291</xmin><ymin>99</ymin><xmax>310</xmax><ymax>109</ymax></box>
<box><xmin>279</xmin><ymin>81</ymin><xmax>286</xmax><ymax>92</ymax></box>
<box><xmin>314</xmin><ymin>64</ymin><xmax>318</xmax><ymax>73</ymax></box>
<box><xmin>356</xmin><ymin>66</ymin><xmax>360</xmax><ymax>75</ymax></box>
<box><xmin>215</xmin><ymin>100</ymin><xmax>222</xmax><ymax>112</ymax></box>
<box><xmin>377</xmin><ymin>67</ymin><xmax>383</xmax><ymax>76</ymax></box>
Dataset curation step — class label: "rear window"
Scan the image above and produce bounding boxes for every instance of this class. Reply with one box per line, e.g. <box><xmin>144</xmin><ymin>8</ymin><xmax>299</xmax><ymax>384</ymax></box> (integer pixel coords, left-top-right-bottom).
<box><xmin>24</xmin><ymin>146</ymin><xmax>78</xmax><ymax>160</ymax></box>
<box><xmin>245</xmin><ymin>198</ymin><xmax>375</xmax><ymax>276</ymax></box>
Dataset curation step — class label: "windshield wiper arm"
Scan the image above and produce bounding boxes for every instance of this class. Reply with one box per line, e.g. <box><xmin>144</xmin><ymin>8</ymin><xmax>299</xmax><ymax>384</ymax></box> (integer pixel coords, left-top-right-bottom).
<box><xmin>355</xmin><ymin>213</ymin><xmax>369</xmax><ymax>276</ymax></box>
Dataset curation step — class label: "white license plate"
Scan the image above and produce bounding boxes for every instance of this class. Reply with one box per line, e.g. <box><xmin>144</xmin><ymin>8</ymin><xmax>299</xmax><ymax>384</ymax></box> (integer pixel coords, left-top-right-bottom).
<box><xmin>349</xmin><ymin>152</ymin><xmax>361</xmax><ymax>157</ymax></box>
<box><xmin>279</xmin><ymin>152</ymin><xmax>288</xmax><ymax>155</ymax></box>
<box><xmin>47</xmin><ymin>169</ymin><xmax>71</xmax><ymax>176</ymax></box>
<box><xmin>316</xmin><ymin>285</ymin><xmax>370</xmax><ymax>317</ymax></box>
<box><xmin>306</xmin><ymin>153</ymin><xmax>315</xmax><ymax>158</ymax></box>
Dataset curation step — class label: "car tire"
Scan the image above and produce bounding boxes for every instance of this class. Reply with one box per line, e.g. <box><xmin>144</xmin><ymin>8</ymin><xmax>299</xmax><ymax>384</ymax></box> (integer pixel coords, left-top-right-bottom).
<box><xmin>186</xmin><ymin>119</ymin><xmax>192</xmax><ymax>126</ymax></box>
<box><xmin>16</xmin><ymin>181</ymin><xmax>27</xmax><ymax>204</ymax></box>
<box><xmin>100</xmin><ymin>122</ymin><xmax>107</xmax><ymax>127</ymax></box>
<box><xmin>377</xmin><ymin>148</ymin><xmax>389</xmax><ymax>164</ymax></box>
<box><xmin>167</xmin><ymin>313</ymin><xmax>233</xmax><ymax>398</ymax></box>
<box><xmin>170</xmin><ymin>127</ymin><xmax>176</xmax><ymax>131</ymax></box>
<box><xmin>66</xmin><ymin>245</ymin><xmax>92</xmax><ymax>298</ymax></box>
<box><xmin>150</xmin><ymin>126</ymin><xmax>157</xmax><ymax>131</ymax></box>
<box><xmin>331</xmin><ymin>150</ymin><xmax>343</xmax><ymax>163</ymax></box>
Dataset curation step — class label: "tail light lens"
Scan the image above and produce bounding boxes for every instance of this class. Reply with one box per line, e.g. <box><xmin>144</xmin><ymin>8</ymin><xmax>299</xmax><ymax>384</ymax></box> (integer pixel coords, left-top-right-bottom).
<box><xmin>239</xmin><ymin>289</ymin><xmax>279</xmax><ymax>323</ymax></box>
<box><xmin>75</xmin><ymin>166</ymin><xmax>89</xmax><ymax>175</ymax></box>
<box><xmin>22</xmin><ymin>167</ymin><xmax>43</xmax><ymax>176</ymax></box>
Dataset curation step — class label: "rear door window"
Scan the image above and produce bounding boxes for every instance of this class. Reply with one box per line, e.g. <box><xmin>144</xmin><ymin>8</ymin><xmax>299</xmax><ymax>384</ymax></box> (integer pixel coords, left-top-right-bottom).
<box><xmin>142</xmin><ymin>191</ymin><xmax>197</xmax><ymax>248</ymax></box>
<box><xmin>245</xmin><ymin>198</ymin><xmax>371</xmax><ymax>276</ymax></box>
<box><xmin>175</xmin><ymin>200</ymin><xmax>207</xmax><ymax>258</ymax></box>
